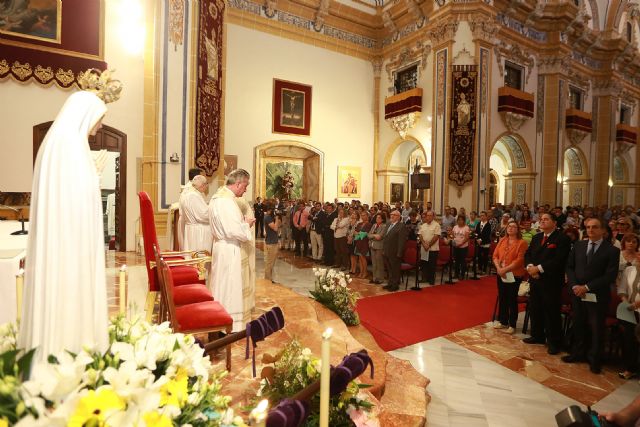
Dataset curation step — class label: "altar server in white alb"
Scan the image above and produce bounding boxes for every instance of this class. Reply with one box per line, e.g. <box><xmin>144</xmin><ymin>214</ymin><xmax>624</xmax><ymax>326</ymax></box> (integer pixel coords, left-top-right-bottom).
<box><xmin>208</xmin><ymin>169</ymin><xmax>255</xmax><ymax>331</ymax></box>
<box><xmin>19</xmin><ymin>70</ymin><xmax>122</xmax><ymax>363</ymax></box>
<box><xmin>180</xmin><ymin>175</ymin><xmax>212</xmax><ymax>253</ymax></box>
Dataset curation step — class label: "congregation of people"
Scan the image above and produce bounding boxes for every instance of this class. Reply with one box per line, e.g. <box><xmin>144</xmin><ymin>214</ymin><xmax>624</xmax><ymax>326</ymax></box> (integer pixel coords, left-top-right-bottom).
<box><xmin>175</xmin><ymin>166</ymin><xmax>640</xmax><ymax>378</ymax></box>
<box><xmin>248</xmin><ymin>196</ymin><xmax>640</xmax><ymax>378</ymax></box>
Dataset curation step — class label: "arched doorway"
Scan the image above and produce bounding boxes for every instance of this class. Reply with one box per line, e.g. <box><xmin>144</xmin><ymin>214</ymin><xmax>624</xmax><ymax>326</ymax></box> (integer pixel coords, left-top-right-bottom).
<box><xmin>488</xmin><ymin>170</ymin><xmax>499</xmax><ymax>207</ymax></box>
<box><xmin>561</xmin><ymin>147</ymin><xmax>590</xmax><ymax>207</ymax></box>
<box><xmin>253</xmin><ymin>141</ymin><xmax>324</xmax><ymax>201</ymax></box>
<box><xmin>488</xmin><ymin>134</ymin><xmax>534</xmax><ymax>207</ymax></box>
<box><xmin>381</xmin><ymin>136</ymin><xmax>430</xmax><ymax>204</ymax></box>
<box><xmin>612</xmin><ymin>155</ymin><xmax>628</xmax><ymax>206</ymax></box>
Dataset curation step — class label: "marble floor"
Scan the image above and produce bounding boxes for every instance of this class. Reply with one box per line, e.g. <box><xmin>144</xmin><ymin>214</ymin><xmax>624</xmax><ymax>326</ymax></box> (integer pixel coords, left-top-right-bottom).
<box><xmin>109</xmin><ymin>246</ymin><xmax>640</xmax><ymax>427</ymax></box>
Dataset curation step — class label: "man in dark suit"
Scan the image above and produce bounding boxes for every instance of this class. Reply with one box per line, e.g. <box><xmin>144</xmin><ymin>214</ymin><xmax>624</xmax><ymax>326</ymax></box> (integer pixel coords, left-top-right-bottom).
<box><xmin>254</xmin><ymin>197</ymin><xmax>265</xmax><ymax>238</ymax></box>
<box><xmin>322</xmin><ymin>203</ymin><xmax>337</xmax><ymax>265</ymax></box>
<box><xmin>523</xmin><ymin>213</ymin><xmax>571</xmax><ymax>354</ymax></box>
<box><xmin>383</xmin><ymin>210</ymin><xmax>408</xmax><ymax>292</ymax></box>
<box><xmin>562</xmin><ymin>217</ymin><xmax>620</xmax><ymax>373</ymax></box>
<box><xmin>475</xmin><ymin>211</ymin><xmax>492</xmax><ymax>274</ymax></box>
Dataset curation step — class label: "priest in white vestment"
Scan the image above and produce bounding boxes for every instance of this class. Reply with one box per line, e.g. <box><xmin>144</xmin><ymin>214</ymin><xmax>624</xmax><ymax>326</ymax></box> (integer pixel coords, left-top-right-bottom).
<box><xmin>235</xmin><ymin>197</ymin><xmax>256</xmax><ymax>325</ymax></box>
<box><xmin>180</xmin><ymin>175</ymin><xmax>212</xmax><ymax>253</ymax></box>
<box><xmin>19</xmin><ymin>88</ymin><xmax>117</xmax><ymax>363</ymax></box>
<box><xmin>176</xmin><ymin>167</ymin><xmax>205</xmax><ymax>250</ymax></box>
<box><xmin>208</xmin><ymin>169</ymin><xmax>255</xmax><ymax>331</ymax></box>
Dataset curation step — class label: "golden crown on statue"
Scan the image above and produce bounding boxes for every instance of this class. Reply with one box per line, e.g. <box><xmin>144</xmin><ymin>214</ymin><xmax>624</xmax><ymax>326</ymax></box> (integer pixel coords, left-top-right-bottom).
<box><xmin>78</xmin><ymin>68</ymin><xmax>123</xmax><ymax>104</ymax></box>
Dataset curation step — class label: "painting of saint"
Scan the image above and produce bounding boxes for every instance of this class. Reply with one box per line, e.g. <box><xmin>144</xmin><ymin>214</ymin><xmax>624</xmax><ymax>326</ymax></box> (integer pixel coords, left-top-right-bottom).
<box><xmin>337</xmin><ymin>166</ymin><xmax>361</xmax><ymax>198</ymax></box>
<box><xmin>0</xmin><ymin>0</ymin><xmax>61</xmax><ymax>43</ymax></box>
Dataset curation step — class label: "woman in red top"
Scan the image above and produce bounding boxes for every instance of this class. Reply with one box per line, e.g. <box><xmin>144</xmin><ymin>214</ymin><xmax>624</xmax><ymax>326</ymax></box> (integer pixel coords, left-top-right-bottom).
<box><xmin>492</xmin><ymin>220</ymin><xmax>528</xmax><ymax>334</ymax></box>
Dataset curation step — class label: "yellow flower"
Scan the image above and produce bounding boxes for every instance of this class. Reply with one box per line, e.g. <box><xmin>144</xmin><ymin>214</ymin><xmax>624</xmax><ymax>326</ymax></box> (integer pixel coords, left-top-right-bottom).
<box><xmin>0</xmin><ymin>418</ymin><xmax>8</xmax><ymax>427</ymax></box>
<box><xmin>68</xmin><ymin>388</ymin><xmax>125</xmax><ymax>427</ymax></box>
<box><xmin>160</xmin><ymin>369</ymin><xmax>189</xmax><ymax>408</ymax></box>
<box><xmin>143</xmin><ymin>411</ymin><xmax>172</xmax><ymax>427</ymax></box>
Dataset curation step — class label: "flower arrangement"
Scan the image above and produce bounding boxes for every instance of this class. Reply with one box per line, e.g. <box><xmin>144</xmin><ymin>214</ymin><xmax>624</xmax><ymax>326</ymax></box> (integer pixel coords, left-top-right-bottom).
<box><xmin>258</xmin><ymin>339</ymin><xmax>376</xmax><ymax>427</ymax></box>
<box><xmin>0</xmin><ymin>316</ymin><xmax>247</xmax><ymax>427</ymax></box>
<box><xmin>309</xmin><ymin>268</ymin><xmax>360</xmax><ymax>326</ymax></box>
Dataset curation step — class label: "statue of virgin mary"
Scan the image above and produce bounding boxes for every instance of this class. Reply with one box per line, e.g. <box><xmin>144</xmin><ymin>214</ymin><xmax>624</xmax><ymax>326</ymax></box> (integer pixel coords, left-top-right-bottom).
<box><xmin>19</xmin><ymin>72</ymin><xmax>121</xmax><ymax>363</ymax></box>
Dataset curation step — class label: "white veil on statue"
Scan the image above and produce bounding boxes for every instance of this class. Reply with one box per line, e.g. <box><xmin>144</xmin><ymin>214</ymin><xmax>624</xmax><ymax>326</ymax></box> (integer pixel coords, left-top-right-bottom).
<box><xmin>19</xmin><ymin>91</ymin><xmax>110</xmax><ymax>363</ymax></box>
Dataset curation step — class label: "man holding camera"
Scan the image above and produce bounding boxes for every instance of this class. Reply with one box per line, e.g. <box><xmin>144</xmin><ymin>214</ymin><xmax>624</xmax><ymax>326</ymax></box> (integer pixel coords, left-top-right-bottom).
<box><xmin>263</xmin><ymin>203</ymin><xmax>281</xmax><ymax>283</ymax></box>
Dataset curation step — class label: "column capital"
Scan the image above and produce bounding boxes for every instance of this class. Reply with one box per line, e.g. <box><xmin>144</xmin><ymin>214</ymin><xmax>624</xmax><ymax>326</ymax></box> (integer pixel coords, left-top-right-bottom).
<box><xmin>537</xmin><ymin>54</ymin><xmax>572</xmax><ymax>75</ymax></box>
<box><xmin>427</xmin><ymin>20</ymin><xmax>459</xmax><ymax>47</ymax></box>
<box><xmin>469</xmin><ymin>13</ymin><xmax>499</xmax><ymax>44</ymax></box>
<box><xmin>592</xmin><ymin>78</ymin><xmax>623</xmax><ymax>98</ymax></box>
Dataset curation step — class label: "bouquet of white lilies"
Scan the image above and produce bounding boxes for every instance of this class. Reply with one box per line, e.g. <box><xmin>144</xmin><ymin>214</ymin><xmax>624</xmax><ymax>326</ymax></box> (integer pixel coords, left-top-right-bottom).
<box><xmin>309</xmin><ymin>268</ymin><xmax>360</xmax><ymax>326</ymax></box>
<box><xmin>0</xmin><ymin>317</ymin><xmax>247</xmax><ymax>427</ymax></box>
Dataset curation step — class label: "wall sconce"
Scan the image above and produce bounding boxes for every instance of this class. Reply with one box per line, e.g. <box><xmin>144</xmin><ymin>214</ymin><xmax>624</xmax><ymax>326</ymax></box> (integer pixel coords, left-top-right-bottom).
<box><xmin>556</xmin><ymin>173</ymin><xmax>563</xmax><ymax>184</ymax></box>
<box><xmin>169</xmin><ymin>153</ymin><xmax>180</xmax><ymax>163</ymax></box>
<box><xmin>608</xmin><ymin>178</ymin><xmax>614</xmax><ymax>187</ymax></box>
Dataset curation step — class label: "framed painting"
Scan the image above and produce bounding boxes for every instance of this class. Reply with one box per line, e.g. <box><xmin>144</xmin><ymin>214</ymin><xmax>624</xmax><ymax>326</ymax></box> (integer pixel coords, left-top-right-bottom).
<box><xmin>390</xmin><ymin>183</ymin><xmax>404</xmax><ymax>203</ymax></box>
<box><xmin>0</xmin><ymin>0</ymin><xmax>62</xmax><ymax>43</ymax></box>
<box><xmin>264</xmin><ymin>159</ymin><xmax>303</xmax><ymax>200</ymax></box>
<box><xmin>337</xmin><ymin>166</ymin><xmax>361</xmax><ymax>198</ymax></box>
<box><xmin>272</xmin><ymin>79</ymin><xmax>312</xmax><ymax>136</ymax></box>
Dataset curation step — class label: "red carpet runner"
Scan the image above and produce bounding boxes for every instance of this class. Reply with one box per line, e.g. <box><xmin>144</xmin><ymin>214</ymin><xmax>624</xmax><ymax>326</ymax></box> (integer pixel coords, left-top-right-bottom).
<box><xmin>356</xmin><ymin>276</ymin><xmax>498</xmax><ymax>351</ymax></box>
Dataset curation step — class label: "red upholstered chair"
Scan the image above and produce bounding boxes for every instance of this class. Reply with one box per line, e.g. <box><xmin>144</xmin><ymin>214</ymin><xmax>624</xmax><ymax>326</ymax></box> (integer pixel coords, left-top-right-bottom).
<box><xmin>464</xmin><ymin>242</ymin><xmax>476</xmax><ymax>279</ymax></box>
<box><xmin>157</xmin><ymin>256</ymin><xmax>232</xmax><ymax>370</ymax></box>
<box><xmin>152</xmin><ymin>245</ymin><xmax>213</xmax><ymax>322</ymax></box>
<box><xmin>138</xmin><ymin>191</ymin><xmax>207</xmax><ymax>292</ymax></box>
<box><xmin>400</xmin><ymin>240</ymin><xmax>419</xmax><ymax>290</ymax></box>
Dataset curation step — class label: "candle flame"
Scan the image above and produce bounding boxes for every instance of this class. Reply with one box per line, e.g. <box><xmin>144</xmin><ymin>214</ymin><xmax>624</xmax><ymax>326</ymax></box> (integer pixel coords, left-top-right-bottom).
<box><xmin>322</xmin><ymin>328</ymin><xmax>333</xmax><ymax>339</ymax></box>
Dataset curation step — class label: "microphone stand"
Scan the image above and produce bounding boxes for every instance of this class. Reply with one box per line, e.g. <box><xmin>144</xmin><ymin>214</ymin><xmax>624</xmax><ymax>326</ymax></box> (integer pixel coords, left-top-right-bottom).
<box><xmin>0</xmin><ymin>205</ymin><xmax>28</xmax><ymax>235</ymax></box>
<box><xmin>410</xmin><ymin>236</ymin><xmax>421</xmax><ymax>291</ymax></box>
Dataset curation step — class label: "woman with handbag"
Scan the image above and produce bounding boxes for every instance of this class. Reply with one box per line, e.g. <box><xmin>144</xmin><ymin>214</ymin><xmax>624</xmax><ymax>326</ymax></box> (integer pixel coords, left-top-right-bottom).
<box><xmin>333</xmin><ymin>207</ymin><xmax>351</xmax><ymax>271</ymax></box>
<box><xmin>492</xmin><ymin>220</ymin><xmax>528</xmax><ymax>334</ymax></box>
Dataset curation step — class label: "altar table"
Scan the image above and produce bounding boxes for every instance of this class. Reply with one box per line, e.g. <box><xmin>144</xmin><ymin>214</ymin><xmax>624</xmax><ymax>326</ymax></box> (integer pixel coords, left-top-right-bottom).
<box><xmin>0</xmin><ymin>221</ymin><xmax>29</xmax><ymax>324</ymax></box>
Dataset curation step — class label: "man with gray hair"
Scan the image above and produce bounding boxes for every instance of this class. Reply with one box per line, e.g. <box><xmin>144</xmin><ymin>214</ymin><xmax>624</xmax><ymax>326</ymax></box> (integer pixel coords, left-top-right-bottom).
<box><xmin>208</xmin><ymin>169</ymin><xmax>256</xmax><ymax>331</ymax></box>
<box><xmin>179</xmin><ymin>174</ymin><xmax>211</xmax><ymax>253</ymax></box>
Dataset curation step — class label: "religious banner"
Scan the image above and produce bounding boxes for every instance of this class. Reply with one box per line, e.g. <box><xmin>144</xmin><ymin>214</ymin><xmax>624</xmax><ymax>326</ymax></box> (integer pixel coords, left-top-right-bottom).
<box><xmin>449</xmin><ymin>65</ymin><xmax>477</xmax><ymax>187</ymax></box>
<box><xmin>0</xmin><ymin>0</ymin><xmax>106</xmax><ymax>88</ymax></box>
<box><xmin>195</xmin><ymin>0</ymin><xmax>224</xmax><ymax>176</ymax></box>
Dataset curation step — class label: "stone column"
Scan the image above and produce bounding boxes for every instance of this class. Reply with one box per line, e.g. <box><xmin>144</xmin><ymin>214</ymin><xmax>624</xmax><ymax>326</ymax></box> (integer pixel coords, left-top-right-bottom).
<box><xmin>592</xmin><ymin>80</ymin><xmax>621</xmax><ymax>206</ymax></box>
<box><xmin>372</xmin><ymin>57</ymin><xmax>382</xmax><ymax>202</ymax></box>
<box><xmin>470</xmin><ymin>14</ymin><xmax>498</xmax><ymax>211</ymax></box>
<box><xmin>537</xmin><ymin>55</ymin><xmax>570</xmax><ymax>206</ymax></box>
<box><xmin>428</xmin><ymin>20</ymin><xmax>458</xmax><ymax>213</ymax></box>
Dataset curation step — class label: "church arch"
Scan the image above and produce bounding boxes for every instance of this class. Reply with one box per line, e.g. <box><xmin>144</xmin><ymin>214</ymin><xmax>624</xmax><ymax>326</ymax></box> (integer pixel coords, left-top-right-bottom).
<box><xmin>562</xmin><ymin>147</ymin><xmax>590</xmax><ymax>207</ymax></box>
<box><xmin>381</xmin><ymin>136</ymin><xmax>429</xmax><ymax>203</ymax></box>
<box><xmin>487</xmin><ymin>133</ymin><xmax>534</xmax><ymax>206</ymax></box>
<box><xmin>253</xmin><ymin>140</ymin><xmax>324</xmax><ymax>201</ymax></box>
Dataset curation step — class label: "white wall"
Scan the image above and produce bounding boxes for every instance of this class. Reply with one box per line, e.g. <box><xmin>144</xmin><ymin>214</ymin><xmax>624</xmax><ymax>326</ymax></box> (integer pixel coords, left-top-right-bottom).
<box><xmin>0</xmin><ymin>0</ymin><xmax>146</xmax><ymax>250</ymax></box>
<box><xmin>224</xmin><ymin>24</ymin><xmax>375</xmax><ymax>203</ymax></box>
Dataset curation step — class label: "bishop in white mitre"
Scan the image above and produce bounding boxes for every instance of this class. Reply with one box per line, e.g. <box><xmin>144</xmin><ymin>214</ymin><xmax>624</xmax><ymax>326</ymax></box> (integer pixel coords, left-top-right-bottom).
<box><xmin>208</xmin><ymin>169</ymin><xmax>255</xmax><ymax>331</ymax></box>
<box><xmin>179</xmin><ymin>175</ymin><xmax>212</xmax><ymax>253</ymax></box>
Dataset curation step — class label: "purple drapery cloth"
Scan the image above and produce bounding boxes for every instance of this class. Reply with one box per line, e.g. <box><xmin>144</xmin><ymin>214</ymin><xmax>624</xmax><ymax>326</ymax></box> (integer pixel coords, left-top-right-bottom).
<box><xmin>330</xmin><ymin>349</ymin><xmax>374</xmax><ymax>396</ymax></box>
<box><xmin>245</xmin><ymin>306</ymin><xmax>285</xmax><ymax>376</ymax></box>
<box><xmin>266</xmin><ymin>399</ymin><xmax>310</xmax><ymax>427</ymax></box>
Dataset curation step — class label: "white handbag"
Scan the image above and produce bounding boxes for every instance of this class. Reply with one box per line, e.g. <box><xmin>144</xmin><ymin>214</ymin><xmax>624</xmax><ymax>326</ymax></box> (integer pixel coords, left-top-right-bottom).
<box><xmin>518</xmin><ymin>280</ymin><xmax>530</xmax><ymax>297</ymax></box>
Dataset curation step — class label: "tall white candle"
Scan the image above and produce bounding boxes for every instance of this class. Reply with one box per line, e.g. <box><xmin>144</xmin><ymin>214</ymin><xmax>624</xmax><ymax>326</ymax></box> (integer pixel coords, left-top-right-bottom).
<box><xmin>16</xmin><ymin>268</ymin><xmax>24</xmax><ymax>323</ymax></box>
<box><xmin>119</xmin><ymin>265</ymin><xmax>127</xmax><ymax>316</ymax></box>
<box><xmin>320</xmin><ymin>327</ymin><xmax>333</xmax><ymax>427</ymax></box>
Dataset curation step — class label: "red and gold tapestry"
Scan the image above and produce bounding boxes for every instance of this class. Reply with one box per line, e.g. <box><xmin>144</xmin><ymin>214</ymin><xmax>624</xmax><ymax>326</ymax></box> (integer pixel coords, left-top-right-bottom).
<box><xmin>0</xmin><ymin>0</ymin><xmax>106</xmax><ymax>88</ymax></box>
<box><xmin>449</xmin><ymin>65</ymin><xmax>477</xmax><ymax>187</ymax></box>
<box><xmin>195</xmin><ymin>0</ymin><xmax>224</xmax><ymax>176</ymax></box>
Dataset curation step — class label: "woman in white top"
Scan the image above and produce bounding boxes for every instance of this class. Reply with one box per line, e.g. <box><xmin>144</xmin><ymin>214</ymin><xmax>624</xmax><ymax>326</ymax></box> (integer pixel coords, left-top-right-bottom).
<box><xmin>617</xmin><ymin>261</ymin><xmax>640</xmax><ymax>379</ymax></box>
<box><xmin>450</xmin><ymin>215</ymin><xmax>470</xmax><ymax>280</ymax></box>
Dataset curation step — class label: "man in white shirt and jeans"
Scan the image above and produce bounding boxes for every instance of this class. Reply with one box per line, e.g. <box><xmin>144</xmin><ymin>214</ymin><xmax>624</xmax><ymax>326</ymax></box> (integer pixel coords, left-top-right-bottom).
<box><xmin>419</xmin><ymin>211</ymin><xmax>441</xmax><ymax>285</ymax></box>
